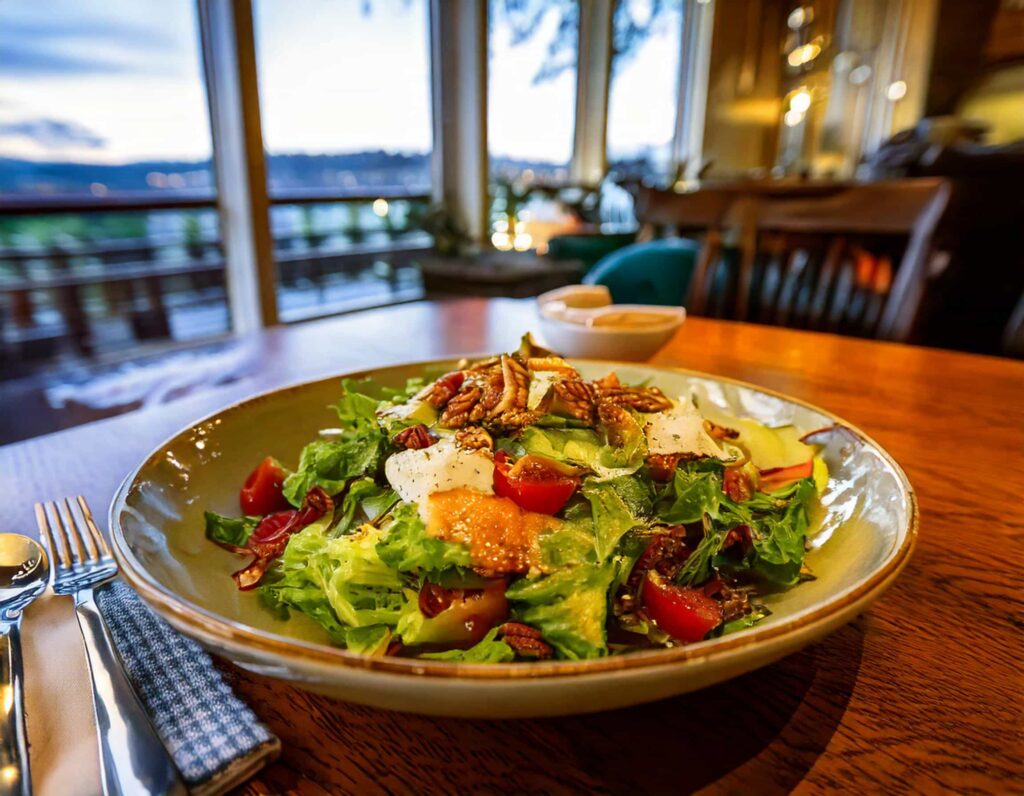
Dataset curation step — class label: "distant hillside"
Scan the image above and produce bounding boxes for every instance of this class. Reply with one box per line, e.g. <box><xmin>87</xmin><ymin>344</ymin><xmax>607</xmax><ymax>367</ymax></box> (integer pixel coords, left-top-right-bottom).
<box><xmin>0</xmin><ymin>151</ymin><xmax>567</xmax><ymax>195</ymax></box>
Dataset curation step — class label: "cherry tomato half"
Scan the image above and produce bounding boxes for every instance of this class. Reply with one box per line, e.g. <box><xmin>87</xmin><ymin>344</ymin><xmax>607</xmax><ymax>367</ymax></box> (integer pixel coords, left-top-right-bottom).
<box><xmin>240</xmin><ymin>456</ymin><xmax>291</xmax><ymax>516</ymax></box>
<box><xmin>493</xmin><ymin>451</ymin><xmax>579</xmax><ymax>515</ymax></box>
<box><xmin>642</xmin><ymin>570</ymin><xmax>723</xmax><ymax>643</ymax></box>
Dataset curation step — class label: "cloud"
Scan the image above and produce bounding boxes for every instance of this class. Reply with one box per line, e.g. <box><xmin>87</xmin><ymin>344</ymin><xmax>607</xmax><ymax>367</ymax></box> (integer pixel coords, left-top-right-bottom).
<box><xmin>0</xmin><ymin>16</ymin><xmax>180</xmax><ymax>77</ymax></box>
<box><xmin>0</xmin><ymin>118</ymin><xmax>105</xmax><ymax>150</ymax></box>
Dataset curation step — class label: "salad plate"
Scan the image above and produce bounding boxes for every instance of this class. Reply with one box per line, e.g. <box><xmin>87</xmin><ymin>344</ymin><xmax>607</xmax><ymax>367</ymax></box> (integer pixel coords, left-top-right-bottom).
<box><xmin>109</xmin><ymin>344</ymin><xmax>916</xmax><ymax>717</ymax></box>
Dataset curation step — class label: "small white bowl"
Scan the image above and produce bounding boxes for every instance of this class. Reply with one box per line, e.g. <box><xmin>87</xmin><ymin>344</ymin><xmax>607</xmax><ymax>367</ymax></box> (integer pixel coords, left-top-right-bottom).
<box><xmin>536</xmin><ymin>286</ymin><xmax>685</xmax><ymax>361</ymax></box>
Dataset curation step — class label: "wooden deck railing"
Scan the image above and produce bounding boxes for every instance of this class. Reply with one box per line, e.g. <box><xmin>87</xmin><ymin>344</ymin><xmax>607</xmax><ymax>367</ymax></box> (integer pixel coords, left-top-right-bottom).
<box><xmin>0</xmin><ymin>190</ymin><xmax>432</xmax><ymax>373</ymax></box>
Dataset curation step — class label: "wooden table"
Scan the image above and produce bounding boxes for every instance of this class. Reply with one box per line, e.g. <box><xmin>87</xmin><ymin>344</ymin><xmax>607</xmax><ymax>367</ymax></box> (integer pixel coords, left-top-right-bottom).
<box><xmin>2</xmin><ymin>298</ymin><xmax>1021</xmax><ymax>794</ymax></box>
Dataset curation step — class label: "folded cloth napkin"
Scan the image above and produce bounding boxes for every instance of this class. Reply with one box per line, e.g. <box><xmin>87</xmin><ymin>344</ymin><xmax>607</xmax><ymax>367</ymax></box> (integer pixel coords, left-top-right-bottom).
<box><xmin>23</xmin><ymin>581</ymin><xmax>279</xmax><ymax>796</ymax></box>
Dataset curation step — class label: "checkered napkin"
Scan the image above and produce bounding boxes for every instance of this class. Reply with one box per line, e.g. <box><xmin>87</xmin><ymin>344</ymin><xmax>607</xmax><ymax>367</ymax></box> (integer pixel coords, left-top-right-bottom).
<box><xmin>94</xmin><ymin>581</ymin><xmax>280</xmax><ymax>795</ymax></box>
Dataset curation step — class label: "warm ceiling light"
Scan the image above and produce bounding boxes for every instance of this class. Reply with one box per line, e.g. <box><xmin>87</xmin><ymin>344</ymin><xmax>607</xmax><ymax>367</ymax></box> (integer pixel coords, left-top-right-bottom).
<box><xmin>886</xmin><ymin>80</ymin><xmax>908</xmax><ymax>101</ymax></box>
<box><xmin>849</xmin><ymin>64</ymin><xmax>872</xmax><ymax>85</ymax></box>
<box><xmin>372</xmin><ymin>198</ymin><xmax>389</xmax><ymax>217</ymax></box>
<box><xmin>787</xmin><ymin>42</ymin><xmax>821</xmax><ymax>67</ymax></box>
<box><xmin>787</xmin><ymin>6</ymin><xmax>814</xmax><ymax>29</ymax></box>
<box><xmin>790</xmin><ymin>89</ymin><xmax>812</xmax><ymax>113</ymax></box>
<box><xmin>784</xmin><ymin>109</ymin><xmax>805</xmax><ymax>127</ymax></box>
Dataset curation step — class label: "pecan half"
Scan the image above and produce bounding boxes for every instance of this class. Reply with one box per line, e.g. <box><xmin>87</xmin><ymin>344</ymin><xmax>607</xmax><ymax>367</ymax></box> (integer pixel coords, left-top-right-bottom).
<box><xmin>440</xmin><ymin>385</ymin><xmax>482</xmax><ymax>428</ymax></box>
<box><xmin>705</xmin><ymin>420</ymin><xmax>740</xmax><ymax>440</ymax></box>
<box><xmin>497</xmin><ymin>622</ymin><xmax>553</xmax><ymax>659</ymax></box>
<box><xmin>488</xmin><ymin>355</ymin><xmax>530</xmax><ymax>418</ymax></box>
<box><xmin>420</xmin><ymin>371</ymin><xmax>465</xmax><ymax>408</ymax></box>
<box><xmin>393</xmin><ymin>424</ymin><xmax>436</xmax><ymax>450</ymax></box>
<box><xmin>597</xmin><ymin>400</ymin><xmax>643</xmax><ymax>447</ymax></box>
<box><xmin>647</xmin><ymin>453</ymin><xmax>682</xmax><ymax>481</ymax></box>
<box><xmin>552</xmin><ymin>378</ymin><xmax>595</xmax><ymax>424</ymax></box>
<box><xmin>597</xmin><ymin>385</ymin><xmax>674</xmax><ymax>413</ymax></box>
<box><xmin>526</xmin><ymin>356</ymin><xmax>579</xmax><ymax>376</ymax></box>
<box><xmin>454</xmin><ymin>426</ymin><xmax>493</xmax><ymax>450</ymax></box>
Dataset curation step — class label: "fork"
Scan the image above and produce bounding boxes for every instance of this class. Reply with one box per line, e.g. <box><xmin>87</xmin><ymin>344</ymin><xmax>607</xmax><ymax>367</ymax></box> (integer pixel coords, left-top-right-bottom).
<box><xmin>36</xmin><ymin>497</ymin><xmax>187</xmax><ymax>796</ymax></box>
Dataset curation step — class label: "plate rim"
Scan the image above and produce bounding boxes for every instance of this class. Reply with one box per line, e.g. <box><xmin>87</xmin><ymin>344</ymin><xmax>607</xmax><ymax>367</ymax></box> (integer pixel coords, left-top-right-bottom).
<box><xmin>109</xmin><ymin>357</ymin><xmax>918</xmax><ymax>681</ymax></box>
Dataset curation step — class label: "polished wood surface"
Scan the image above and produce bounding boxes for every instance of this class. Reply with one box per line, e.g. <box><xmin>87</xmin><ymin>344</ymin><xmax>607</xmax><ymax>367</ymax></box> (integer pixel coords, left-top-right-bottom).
<box><xmin>2</xmin><ymin>298</ymin><xmax>1021</xmax><ymax>794</ymax></box>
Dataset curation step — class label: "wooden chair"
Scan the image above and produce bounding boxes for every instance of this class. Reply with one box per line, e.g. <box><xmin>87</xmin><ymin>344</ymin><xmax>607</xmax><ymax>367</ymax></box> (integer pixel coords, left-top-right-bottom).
<box><xmin>684</xmin><ymin>179</ymin><xmax>952</xmax><ymax>341</ymax></box>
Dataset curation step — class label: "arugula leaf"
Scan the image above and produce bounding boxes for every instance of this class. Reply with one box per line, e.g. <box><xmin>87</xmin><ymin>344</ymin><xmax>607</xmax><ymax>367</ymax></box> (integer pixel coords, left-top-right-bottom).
<box><xmin>654</xmin><ymin>462</ymin><xmax>724</xmax><ymax>525</ymax></box>
<box><xmin>282</xmin><ymin>431</ymin><xmax>386</xmax><ymax>507</ymax></box>
<box><xmin>505</xmin><ymin>563</ymin><xmax>617</xmax><ymax>660</ymax></box>
<box><xmin>333</xmin><ymin>378</ymin><xmax>386</xmax><ymax>429</ymax></box>
<box><xmin>374</xmin><ymin>502</ymin><xmax>473</xmax><ymax>576</ymax></box>
<box><xmin>335</xmin><ymin>478</ymin><xmax>398</xmax><ymax>536</ymax></box>
<box><xmin>675</xmin><ymin>526</ymin><xmax>727</xmax><ymax>586</ymax></box>
<box><xmin>419</xmin><ymin>627</ymin><xmax>515</xmax><ymax>662</ymax></box>
<box><xmin>204</xmin><ymin>511</ymin><xmax>259</xmax><ymax>548</ymax></box>
<box><xmin>747</xmin><ymin>479</ymin><xmax>814</xmax><ymax>586</ymax></box>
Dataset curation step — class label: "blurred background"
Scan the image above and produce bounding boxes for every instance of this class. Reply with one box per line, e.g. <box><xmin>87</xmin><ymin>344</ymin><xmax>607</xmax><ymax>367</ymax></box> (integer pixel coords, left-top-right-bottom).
<box><xmin>1</xmin><ymin>0</ymin><xmax>1022</xmax><ymax>443</ymax></box>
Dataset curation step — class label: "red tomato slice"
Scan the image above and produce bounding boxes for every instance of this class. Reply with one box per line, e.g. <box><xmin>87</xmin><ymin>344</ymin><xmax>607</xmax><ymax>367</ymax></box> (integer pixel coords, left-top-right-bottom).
<box><xmin>493</xmin><ymin>451</ymin><xmax>579</xmax><ymax>515</ymax></box>
<box><xmin>240</xmin><ymin>456</ymin><xmax>291</xmax><ymax>515</ymax></box>
<box><xmin>642</xmin><ymin>570</ymin><xmax>723</xmax><ymax>643</ymax></box>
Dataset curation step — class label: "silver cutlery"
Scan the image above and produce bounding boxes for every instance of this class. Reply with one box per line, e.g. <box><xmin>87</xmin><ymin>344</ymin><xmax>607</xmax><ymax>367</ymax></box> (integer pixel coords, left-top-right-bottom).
<box><xmin>36</xmin><ymin>497</ymin><xmax>188</xmax><ymax>796</ymax></box>
<box><xmin>0</xmin><ymin>533</ymin><xmax>49</xmax><ymax>796</ymax></box>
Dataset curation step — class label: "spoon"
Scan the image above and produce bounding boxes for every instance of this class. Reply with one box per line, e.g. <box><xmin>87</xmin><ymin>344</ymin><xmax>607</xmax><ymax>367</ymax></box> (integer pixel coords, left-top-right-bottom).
<box><xmin>0</xmin><ymin>534</ymin><xmax>49</xmax><ymax>796</ymax></box>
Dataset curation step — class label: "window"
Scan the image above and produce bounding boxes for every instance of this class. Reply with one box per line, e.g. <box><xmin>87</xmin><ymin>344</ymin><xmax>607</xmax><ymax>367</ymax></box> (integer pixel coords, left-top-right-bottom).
<box><xmin>607</xmin><ymin>0</ymin><xmax>685</xmax><ymax>180</ymax></box>
<box><xmin>0</xmin><ymin>0</ymin><xmax>226</xmax><ymax>380</ymax></box>
<box><xmin>488</xmin><ymin>0</ymin><xmax>580</xmax><ymax>251</ymax></box>
<box><xmin>253</xmin><ymin>0</ymin><xmax>432</xmax><ymax>321</ymax></box>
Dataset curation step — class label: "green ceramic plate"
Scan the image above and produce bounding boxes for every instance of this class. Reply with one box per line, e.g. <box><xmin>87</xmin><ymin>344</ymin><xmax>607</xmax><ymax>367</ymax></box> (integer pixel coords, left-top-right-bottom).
<box><xmin>109</xmin><ymin>360</ymin><xmax>916</xmax><ymax>717</ymax></box>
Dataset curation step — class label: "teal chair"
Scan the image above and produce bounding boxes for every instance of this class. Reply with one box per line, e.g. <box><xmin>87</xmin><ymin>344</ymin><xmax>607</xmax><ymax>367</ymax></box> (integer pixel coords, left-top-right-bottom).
<box><xmin>583</xmin><ymin>238</ymin><xmax>699</xmax><ymax>306</ymax></box>
<box><xmin>545</xmin><ymin>232</ymin><xmax>637</xmax><ymax>274</ymax></box>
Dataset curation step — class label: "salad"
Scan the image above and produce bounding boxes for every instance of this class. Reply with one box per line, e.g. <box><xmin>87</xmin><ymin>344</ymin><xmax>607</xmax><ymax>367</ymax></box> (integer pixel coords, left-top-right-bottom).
<box><xmin>204</xmin><ymin>336</ymin><xmax>829</xmax><ymax>662</ymax></box>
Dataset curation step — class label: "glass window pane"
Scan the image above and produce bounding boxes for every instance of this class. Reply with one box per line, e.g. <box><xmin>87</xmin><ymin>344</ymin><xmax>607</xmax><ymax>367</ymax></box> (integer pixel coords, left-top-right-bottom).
<box><xmin>253</xmin><ymin>0</ymin><xmax>432</xmax><ymax>322</ymax></box>
<box><xmin>0</xmin><ymin>0</ymin><xmax>212</xmax><ymax>193</ymax></box>
<box><xmin>607</xmin><ymin>0</ymin><xmax>684</xmax><ymax>180</ymax></box>
<box><xmin>488</xmin><ymin>0</ymin><xmax>579</xmax><ymax>178</ymax></box>
<box><xmin>0</xmin><ymin>0</ymin><xmax>227</xmax><ymax>392</ymax></box>
<box><xmin>254</xmin><ymin>0</ymin><xmax>433</xmax><ymax>193</ymax></box>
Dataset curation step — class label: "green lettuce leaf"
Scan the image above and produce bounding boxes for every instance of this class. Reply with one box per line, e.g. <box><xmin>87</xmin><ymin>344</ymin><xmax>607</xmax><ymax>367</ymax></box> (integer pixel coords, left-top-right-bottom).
<box><xmin>203</xmin><ymin>511</ymin><xmax>259</xmax><ymax>548</ymax></box>
<box><xmin>333</xmin><ymin>378</ymin><xmax>386</xmax><ymax>429</ymax></box>
<box><xmin>582</xmin><ymin>476</ymin><xmax>649</xmax><ymax>562</ymax></box>
<box><xmin>374</xmin><ymin>502</ymin><xmax>473</xmax><ymax>576</ymax></box>
<box><xmin>343</xmin><ymin>624</ymin><xmax>392</xmax><ymax>655</ymax></box>
<box><xmin>418</xmin><ymin>628</ymin><xmax>515</xmax><ymax>663</ymax></box>
<box><xmin>259</xmin><ymin>519</ymin><xmax>405</xmax><ymax>641</ymax></box>
<box><xmin>746</xmin><ymin>478</ymin><xmax>814</xmax><ymax>586</ymax></box>
<box><xmin>505</xmin><ymin>563</ymin><xmax>617</xmax><ymax>660</ymax></box>
<box><xmin>539</xmin><ymin>516</ymin><xmax>599</xmax><ymax>568</ymax></box>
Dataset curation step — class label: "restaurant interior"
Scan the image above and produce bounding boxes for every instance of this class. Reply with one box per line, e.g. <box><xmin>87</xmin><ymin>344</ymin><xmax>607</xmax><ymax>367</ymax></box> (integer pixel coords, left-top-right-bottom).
<box><xmin>0</xmin><ymin>1</ymin><xmax>1022</xmax><ymax>795</ymax></box>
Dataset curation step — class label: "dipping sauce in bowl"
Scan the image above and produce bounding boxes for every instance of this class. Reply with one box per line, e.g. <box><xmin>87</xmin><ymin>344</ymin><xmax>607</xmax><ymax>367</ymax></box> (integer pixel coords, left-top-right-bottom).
<box><xmin>589</xmin><ymin>310</ymin><xmax>676</xmax><ymax>329</ymax></box>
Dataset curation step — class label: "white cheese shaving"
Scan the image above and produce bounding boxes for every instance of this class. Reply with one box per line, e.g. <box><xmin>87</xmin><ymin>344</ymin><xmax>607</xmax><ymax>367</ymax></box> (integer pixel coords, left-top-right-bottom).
<box><xmin>644</xmin><ymin>397</ymin><xmax>731</xmax><ymax>460</ymax></box>
<box><xmin>384</xmin><ymin>438</ymin><xmax>494</xmax><ymax>519</ymax></box>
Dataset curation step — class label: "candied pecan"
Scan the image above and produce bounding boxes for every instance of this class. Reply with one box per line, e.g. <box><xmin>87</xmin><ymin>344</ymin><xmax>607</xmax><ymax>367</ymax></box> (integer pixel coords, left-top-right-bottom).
<box><xmin>493</xmin><ymin>408</ymin><xmax>540</xmax><ymax>430</ymax></box>
<box><xmin>705</xmin><ymin>419</ymin><xmax>740</xmax><ymax>440</ymax></box>
<box><xmin>597</xmin><ymin>400</ymin><xmax>641</xmax><ymax>447</ymax></box>
<box><xmin>473</xmin><ymin>367</ymin><xmax>505</xmax><ymax>419</ymax></box>
<box><xmin>552</xmin><ymin>378</ymin><xmax>595</xmax><ymax>424</ymax></box>
<box><xmin>393</xmin><ymin>423</ymin><xmax>436</xmax><ymax>450</ymax></box>
<box><xmin>497</xmin><ymin>623</ymin><xmax>552</xmax><ymax>659</ymax></box>
<box><xmin>439</xmin><ymin>385</ymin><xmax>482</xmax><ymax>428</ymax></box>
<box><xmin>597</xmin><ymin>384</ymin><xmax>674</xmax><ymax>413</ymax></box>
<box><xmin>647</xmin><ymin>453</ymin><xmax>682</xmax><ymax>481</ymax></box>
<box><xmin>488</xmin><ymin>355</ymin><xmax>530</xmax><ymax>418</ymax></box>
<box><xmin>420</xmin><ymin>371</ymin><xmax>465</xmax><ymax>408</ymax></box>
<box><xmin>704</xmin><ymin>579</ymin><xmax>751</xmax><ymax>622</ymax></box>
<box><xmin>526</xmin><ymin>356</ymin><xmax>579</xmax><ymax>376</ymax></box>
<box><xmin>454</xmin><ymin>425</ymin><xmax>493</xmax><ymax>450</ymax></box>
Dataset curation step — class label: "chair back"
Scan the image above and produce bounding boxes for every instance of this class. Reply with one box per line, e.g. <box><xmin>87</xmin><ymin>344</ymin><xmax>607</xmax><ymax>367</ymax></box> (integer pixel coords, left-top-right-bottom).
<box><xmin>684</xmin><ymin>179</ymin><xmax>951</xmax><ymax>340</ymax></box>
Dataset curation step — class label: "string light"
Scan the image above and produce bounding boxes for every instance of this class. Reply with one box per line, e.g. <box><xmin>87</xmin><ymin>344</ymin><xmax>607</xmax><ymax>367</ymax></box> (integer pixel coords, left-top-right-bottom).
<box><xmin>886</xmin><ymin>80</ymin><xmax>908</xmax><ymax>101</ymax></box>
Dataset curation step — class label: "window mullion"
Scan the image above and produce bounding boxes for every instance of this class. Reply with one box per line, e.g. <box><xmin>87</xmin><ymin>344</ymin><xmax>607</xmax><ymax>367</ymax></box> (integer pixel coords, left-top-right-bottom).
<box><xmin>429</xmin><ymin>0</ymin><xmax>489</xmax><ymax>245</ymax></box>
<box><xmin>197</xmin><ymin>0</ymin><xmax>278</xmax><ymax>330</ymax></box>
<box><xmin>572</xmin><ymin>0</ymin><xmax>614</xmax><ymax>187</ymax></box>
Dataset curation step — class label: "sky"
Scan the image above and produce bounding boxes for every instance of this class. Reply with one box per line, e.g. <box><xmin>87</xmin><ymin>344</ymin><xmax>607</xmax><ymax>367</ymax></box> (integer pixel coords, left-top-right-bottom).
<box><xmin>0</xmin><ymin>0</ymin><xmax>680</xmax><ymax>166</ymax></box>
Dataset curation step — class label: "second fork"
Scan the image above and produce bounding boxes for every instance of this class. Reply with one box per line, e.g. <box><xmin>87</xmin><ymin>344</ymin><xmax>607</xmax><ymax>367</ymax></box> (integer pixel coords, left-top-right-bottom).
<box><xmin>36</xmin><ymin>497</ymin><xmax>187</xmax><ymax>796</ymax></box>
